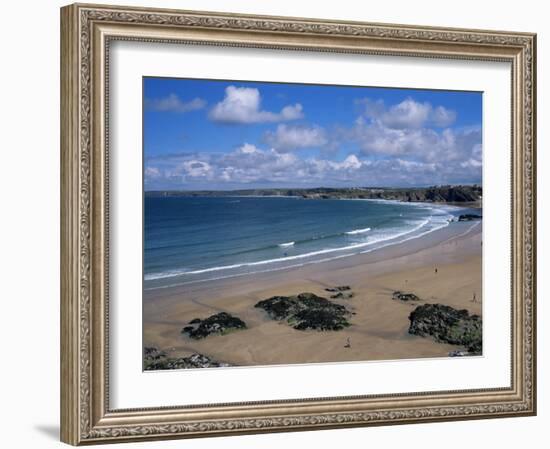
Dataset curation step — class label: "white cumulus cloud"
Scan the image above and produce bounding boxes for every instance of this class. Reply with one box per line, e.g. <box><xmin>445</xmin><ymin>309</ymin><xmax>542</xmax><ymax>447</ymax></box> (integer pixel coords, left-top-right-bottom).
<box><xmin>144</xmin><ymin>96</ymin><xmax>479</xmax><ymax>189</ymax></box>
<box><xmin>145</xmin><ymin>142</ymin><xmax>480</xmax><ymax>189</ymax></box>
<box><xmin>180</xmin><ymin>160</ymin><xmax>213</xmax><ymax>178</ymax></box>
<box><xmin>359</xmin><ymin>97</ymin><xmax>457</xmax><ymax>129</ymax></box>
<box><xmin>263</xmin><ymin>124</ymin><xmax>327</xmax><ymax>151</ymax></box>
<box><xmin>431</xmin><ymin>105</ymin><xmax>458</xmax><ymax>127</ymax></box>
<box><xmin>209</xmin><ymin>86</ymin><xmax>304</xmax><ymax>124</ymax></box>
<box><xmin>350</xmin><ymin>119</ymin><xmax>481</xmax><ymax>166</ymax></box>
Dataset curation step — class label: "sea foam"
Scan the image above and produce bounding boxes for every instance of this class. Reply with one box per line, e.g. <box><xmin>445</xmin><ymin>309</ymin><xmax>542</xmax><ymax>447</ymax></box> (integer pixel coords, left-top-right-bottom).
<box><xmin>345</xmin><ymin>227</ymin><xmax>371</xmax><ymax>235</ymax></box>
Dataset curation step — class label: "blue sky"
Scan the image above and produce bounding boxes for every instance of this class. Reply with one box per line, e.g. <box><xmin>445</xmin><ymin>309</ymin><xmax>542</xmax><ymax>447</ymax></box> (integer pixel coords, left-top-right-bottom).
<box><xmin>144</xmin><ymin>77</ymin><xmax>482</xmax><ymax>190</ymax></box>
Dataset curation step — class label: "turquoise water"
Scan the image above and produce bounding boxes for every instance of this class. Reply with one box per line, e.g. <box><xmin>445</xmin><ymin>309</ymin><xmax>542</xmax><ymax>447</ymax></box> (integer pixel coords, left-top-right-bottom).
<box><xmin>144</xmin><ymin>196</ymin><xmax>475</xmax><ymax>289</ymax></box>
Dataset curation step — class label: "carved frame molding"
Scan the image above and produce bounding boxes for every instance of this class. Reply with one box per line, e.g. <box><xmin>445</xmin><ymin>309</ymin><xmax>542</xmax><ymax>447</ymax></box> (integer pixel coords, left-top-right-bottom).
<box><xmin>60</xmin><ymin>3</ymin><xmax>536</xmax><ymax>445</ymax></box>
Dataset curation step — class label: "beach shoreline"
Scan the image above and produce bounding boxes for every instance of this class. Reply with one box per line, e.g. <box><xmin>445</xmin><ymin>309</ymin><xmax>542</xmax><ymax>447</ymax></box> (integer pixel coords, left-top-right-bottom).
<box><xmin>143</xmin><ymin>198</ymin><xmax>479</xmax><ymax>288</ymax></box>
<box><xmin>144</xmin><ymin>217</ymin><xmax>482</xmax><ymax>368</ymax></box>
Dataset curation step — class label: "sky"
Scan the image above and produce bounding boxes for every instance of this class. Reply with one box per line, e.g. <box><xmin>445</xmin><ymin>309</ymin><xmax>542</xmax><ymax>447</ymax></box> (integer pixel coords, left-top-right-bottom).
<box><xmin>143</xmin><ymin>77</ymin><xmax>482</xmax><ymax>190</ymax></box>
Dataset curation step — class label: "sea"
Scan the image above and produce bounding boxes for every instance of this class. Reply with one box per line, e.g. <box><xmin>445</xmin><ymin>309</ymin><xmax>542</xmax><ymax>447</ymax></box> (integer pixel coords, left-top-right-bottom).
<box><xmin>144</xmin><ymin>196</ymin><xmax>480</xmax><ymax>290</ymax></box>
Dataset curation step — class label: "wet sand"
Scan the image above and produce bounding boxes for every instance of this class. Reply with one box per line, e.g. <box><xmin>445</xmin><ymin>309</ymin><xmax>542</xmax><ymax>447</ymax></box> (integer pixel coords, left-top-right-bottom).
<box><xmin>144</xmin><ymin>220</ymin><xmax>482</xmax><ymax>367</ymax></box>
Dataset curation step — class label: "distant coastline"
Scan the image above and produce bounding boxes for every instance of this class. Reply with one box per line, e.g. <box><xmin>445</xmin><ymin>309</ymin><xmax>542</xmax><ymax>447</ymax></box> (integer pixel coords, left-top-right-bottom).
<box><xmin>145</xmin><ymin>184</ymin><xmax>482</xmax><ymax>204</ymax></box>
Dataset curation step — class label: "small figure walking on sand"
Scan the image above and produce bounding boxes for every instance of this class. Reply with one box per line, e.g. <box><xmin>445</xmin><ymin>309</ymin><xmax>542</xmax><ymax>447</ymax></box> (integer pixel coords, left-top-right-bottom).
<box><xmin>344</xmin><ymin>337</ymin><xmax>351</xmax><ymax>349</ymax></box>
<box><xmin>471</xmin><ymin>292</ymin><xmax>477</xmax><ymax>303</ymax></box>
<box><xmin>435</xmin><ymin>267</ymin><xmax>438</xmax><ymax>274</ymax></box>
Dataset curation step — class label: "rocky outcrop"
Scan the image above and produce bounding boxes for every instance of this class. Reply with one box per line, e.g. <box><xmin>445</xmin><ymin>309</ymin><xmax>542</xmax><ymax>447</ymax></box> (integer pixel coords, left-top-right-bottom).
<box><xmin>255</xmin><ymin>292</ymin><xmax>351</xmax><ymax>331</ymax></box>
<box><xmin>458</xmin><ymin>213</ymin><xmax>482</xmax><ymax>221</ymax></box>
<box><xmin>325</xmin><ymin>286</ymin><xmax>351</xmax><ymax>292</ymax></box>
<box><xmin>144</xmin><ymin>349</ymin><xmax>231</xmax><ymax>370</ymax></box>
<box><xmin>448</xmin><ymin>350</ymin><xmax>469</xmax><ymax>357</ymax></box>
<box><xmin>392</xmin><ymin>291</ymin><xmax>420</xmax><ymax>302</ymax></box>
<box><xmin>325</xmin><ymin>286</ymin><xmax>354</xmax><ymax>299</ymax></box>
<box><xmin>182</xmin><ymin>312</ymin><xmax>247</xmax><ymax>339</ymax></box>
<box><xmin>330</xmin><ymin>291</ymin><xmax>354</xmax><ymax>299</ymax></box>
<box><xmin>144</xmin><ymin>346</ymin><xmax>166</xmax><ymax>362</ymax></box>
<box><xmin>408</xmin><ymin>304</ymin><xmax>482</xmax><ymax>354</ymax></box>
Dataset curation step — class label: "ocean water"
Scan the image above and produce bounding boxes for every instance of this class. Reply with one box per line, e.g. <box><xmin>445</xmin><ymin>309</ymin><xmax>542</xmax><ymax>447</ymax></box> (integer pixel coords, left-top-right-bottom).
<box><xmin>144</xmin><ymin>196</ymin><xmax>477</xmax><ymax>289</ymax></box>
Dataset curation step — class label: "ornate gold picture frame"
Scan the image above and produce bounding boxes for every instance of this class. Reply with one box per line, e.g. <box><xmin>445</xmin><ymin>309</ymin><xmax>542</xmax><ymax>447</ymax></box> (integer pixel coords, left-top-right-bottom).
<box><xmin>60</xmin><ymin>3</ymin><xmax>536</xmax><ymax>445</ymax></box>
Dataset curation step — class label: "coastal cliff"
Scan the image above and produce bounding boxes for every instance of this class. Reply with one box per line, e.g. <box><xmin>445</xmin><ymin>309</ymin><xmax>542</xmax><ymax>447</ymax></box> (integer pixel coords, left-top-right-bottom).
<box><xmin>145</xmin><ymin>185</ymin><xmax>482</xmax><ymax>203</ymax></box>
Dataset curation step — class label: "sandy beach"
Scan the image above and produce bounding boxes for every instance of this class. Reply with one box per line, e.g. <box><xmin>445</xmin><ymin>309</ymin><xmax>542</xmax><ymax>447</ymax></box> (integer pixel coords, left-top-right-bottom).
<box><xmin>144</xmin><ymin>219</ymin><xmax>482</xmax><ymax>367</ymax></box>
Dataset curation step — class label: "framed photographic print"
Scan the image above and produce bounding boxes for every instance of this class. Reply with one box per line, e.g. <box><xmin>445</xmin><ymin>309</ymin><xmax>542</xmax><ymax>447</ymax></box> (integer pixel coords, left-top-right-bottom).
<box><xmin>60</xmin><ymin>3</ymin><xmax>537</xmax><ymax>445</ymax></box>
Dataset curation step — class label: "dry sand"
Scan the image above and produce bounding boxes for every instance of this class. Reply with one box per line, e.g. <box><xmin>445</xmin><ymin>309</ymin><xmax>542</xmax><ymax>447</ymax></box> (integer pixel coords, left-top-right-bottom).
<box><xmin>144</xmin><ymin>221</ymin><xmax>482</xmax><ymax>367</ymax></box>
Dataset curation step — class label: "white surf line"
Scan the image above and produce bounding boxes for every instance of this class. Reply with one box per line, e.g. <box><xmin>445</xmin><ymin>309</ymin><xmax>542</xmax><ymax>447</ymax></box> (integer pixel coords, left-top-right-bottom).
<box><xmin>144</xmin><ymin>253</ymin><xmax>354</xmax><ymax>290</ymax></box>
<box><xmin>145</xmin><ymin>219</ymin><xmax>430</xmax><ymax>282</ymax></box>
<box><xmin>145</xmin><ymin>220</ymin><xmax>449</xmax><ymax>291</ymax></box>
<box><xmin>345</xmin><ymin>227</ymin><xmax>371</xmax><ymax>235</ymax></box>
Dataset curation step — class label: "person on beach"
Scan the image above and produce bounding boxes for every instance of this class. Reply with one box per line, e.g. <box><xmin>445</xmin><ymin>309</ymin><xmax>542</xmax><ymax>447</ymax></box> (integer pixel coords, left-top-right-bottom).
<box><xmin>435</xmin><ymin>267</ymin><xmax>438</xmax><ymax>274</ymax></box>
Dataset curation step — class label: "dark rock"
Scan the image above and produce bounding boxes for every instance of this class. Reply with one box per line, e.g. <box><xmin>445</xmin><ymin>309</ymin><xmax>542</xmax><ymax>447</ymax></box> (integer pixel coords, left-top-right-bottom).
<box><xmin>145</xmin><ymin>352</ymin><xmax>231</xmax><ymax>370</ymax></box>
<box><xmin>392</xmin><ymin>291</ymin><xmax>420</xmax><ymax>302</ymax></box>
<box><xmin>144</xmin><ymin>346</ymin><xmax>166</xmax><ymax>361</ymax></box>
<box><xmin>325</xmin><ymin>286</ymin><xmax>351</xmax><ymax>292</ymax></box>
<box><xmin>449</xmin><ymin>350</ymin><xmax>469</xmax><ymax>357</ymax></box>
<box><xmin>458</xmin><ymin>214</ymin><xmax>482</xmax><ymax>221</ymax></box>
<box><xmin>330</xmin><ymin>291</ymin><xmax>354</xmax><ymax>299</ymax></box>
<box><xmin>292</xmin><ymin>308</ymin><xmax>350</xmax><ymax>330</ymax></box>
<box><xmin>408</xmin><ymin>304</ymin><xmax>482</xmax><ymax>354</ymax></box>
<box><xmin>255</xmin><ymin>292</ymin><xmax>351</xmax><ymax>331</ymax></box>
<box><xmin>182</xmin><ymin>312</ymin><xmax>247</xmax><ymax>340</ymax></box>
<box><xmin>255</xmin><ymin>295</ymin><xmax>296</xmax><ymax>321</ymax></box>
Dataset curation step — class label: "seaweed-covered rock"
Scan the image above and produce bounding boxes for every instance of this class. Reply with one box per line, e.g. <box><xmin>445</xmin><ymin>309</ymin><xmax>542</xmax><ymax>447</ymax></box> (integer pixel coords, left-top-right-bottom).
<box><xmin>255</xmin><ymin>292</ymin><xmax>351</xmax><ymax>331</ymax></box>
<box><xmin>144</xmin><ymin>352</ymin><xmax>231</xmax><ymax>370</ymax></box>
<box><xmin>448</xmin><ymin>350</ymin><xmax>469</xmax><ymax>357</ymax></box>
<box><xmin>408</xmin><ymin>304</ymin><xmax>482</xmax><ymax>354</ymax></box>
<box><xmin>330</xmin><ymin>291</ymin><xmax>354</xmax><ymax>300</ymax></box>
<box><xmin>392</xmin><ymin>291</ymin><xmax>420</xmax><ymax>302</ymax></box>
<box><xmin>325</xmin><ymin>286</ymin><xmax>351</xmax><ymax>292</ymax></box>
<box><xmin>458</xmin><ymin>214</ymin><xmax>482</xmax><ymax>221</ymax></box>
<box><xmin>144</xmin><ymin>346</ymin><xmax>166</xmax><ymax>362</ymax></box>
<box><xmin>182</xmin><ymin>312</ymin><xmax>247</xmax><ymax>339</ymax></box>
